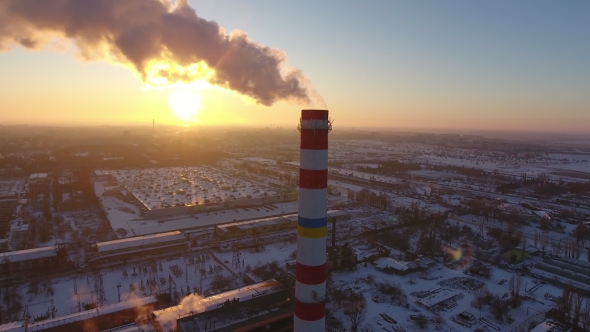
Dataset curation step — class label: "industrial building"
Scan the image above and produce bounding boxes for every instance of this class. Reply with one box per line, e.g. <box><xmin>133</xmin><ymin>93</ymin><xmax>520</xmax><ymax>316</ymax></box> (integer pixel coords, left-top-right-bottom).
<box><xmin>0</xmin><ymin>198</ymin><xmax>15</xmax><ymax>239</ymax></box>
<box><xmin>0</xmin><ymin>245</ymin><xmax>65</xmax><ymax>277</ymax></box>
<box><xmin>151</xmin><ymin>276</ymin><xmax>295</xmax><ymax>332</ymax></box>
<box><xmin>0</xmin><ymin>180</ymin><xmax>22</xmax><ymax>238</ymax></box>
<box><xmin>372</xmin><ymin>256</ymin><xmax>436</xmax><ymax>275</ymax></box>
<box><xmin>86</xmin><ymin>231</ymin><xmax>188</xmax><ymax>263</ymax></box>
<box><xmin>28</xmin><ymin>173</ymin><xmax>49</xmax><ymax>185</ymax></box>
<box><xmin>0</xmin><ymin>296</ymin><xmax>158</xmax><ymax>332</ymax></box>
<box><xmin>215</xmin><ymin>210</ymin><xmax>348</xmax><ymax>240</ymax></box>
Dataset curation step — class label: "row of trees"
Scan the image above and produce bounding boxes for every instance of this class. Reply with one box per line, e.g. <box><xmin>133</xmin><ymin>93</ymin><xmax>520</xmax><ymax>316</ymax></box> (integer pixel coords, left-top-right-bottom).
<box><xmin>348</xmin><ymin>189</ymin><xmax>390</xmax><ymax>210</ymax></box>
<box><xmin>355</xmin><ymin>160</ymin><xmax>420</xmax><ymax>175</ymax></box>
<box><xmin>555</xmin><ymin>284</ymin><xmax>590</xmax><ymax>329</ymax></box>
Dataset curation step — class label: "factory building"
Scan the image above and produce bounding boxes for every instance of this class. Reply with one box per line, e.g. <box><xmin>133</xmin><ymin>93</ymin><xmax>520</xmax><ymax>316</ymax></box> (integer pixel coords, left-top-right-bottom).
<box><xmin>0</xmin><ymin>296</ymin><xmax>158</xmax><ymax>332</ymax></box>
<box><xmin>215</xmin><ymin>210</ymin><xmax>348</xmax><ymax>240</ymax></box>
<box><xmin>87</xmin><ymin>231</ymin><xmax>188</xmax><ymax>263</ymax></box>
<box><xmin>0</xmin><ymin>245</ymin><xmax>66</xmax><ymax>277</ymax></box>
<box><xmin>151</xmin><ymin>276</ymin><xmax>295</xmax><ymax>332</ymax></box>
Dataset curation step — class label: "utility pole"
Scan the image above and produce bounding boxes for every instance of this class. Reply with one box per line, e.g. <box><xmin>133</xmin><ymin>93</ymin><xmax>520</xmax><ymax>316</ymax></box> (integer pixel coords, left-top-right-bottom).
<box><xmin>117</xmin><ymin>283</ymin><xmax>121</xmax><ymax>303</ymax></box>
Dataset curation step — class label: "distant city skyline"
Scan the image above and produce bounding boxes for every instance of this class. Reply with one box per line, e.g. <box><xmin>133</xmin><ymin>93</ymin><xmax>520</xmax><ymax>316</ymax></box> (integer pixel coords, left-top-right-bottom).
<box><xmin>0</xmin><ymin>0</ymin><xmax>589</xmax><ymax>132</ymax></box>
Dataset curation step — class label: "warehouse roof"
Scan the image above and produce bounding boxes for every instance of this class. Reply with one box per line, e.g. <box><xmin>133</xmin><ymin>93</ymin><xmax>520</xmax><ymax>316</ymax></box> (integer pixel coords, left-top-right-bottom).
<box><xmin>153</xmin><ymin>279</ymin><xmax>289</xmax><ymax>323</ymax></box>
<box><xmin>1</xmin><ymin>246</ymin><xmax>57</xmax><ymax>263</ymax></box>
<box><xmin>96</xmin><ymin>231</ymin><xmax>185</xmax><ymax>253</ymax></box>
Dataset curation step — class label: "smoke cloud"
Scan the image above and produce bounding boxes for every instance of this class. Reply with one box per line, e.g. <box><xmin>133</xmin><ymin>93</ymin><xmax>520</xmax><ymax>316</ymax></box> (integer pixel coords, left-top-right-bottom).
<box><xmin>155</xmin><ymin>293</ymin><xmax>206</xmax><ymax>331</ymax></box>
<box><xmin>0</xmin><ymin>0</ymin><xmax>323</xmax><ymax>106</ymax></box>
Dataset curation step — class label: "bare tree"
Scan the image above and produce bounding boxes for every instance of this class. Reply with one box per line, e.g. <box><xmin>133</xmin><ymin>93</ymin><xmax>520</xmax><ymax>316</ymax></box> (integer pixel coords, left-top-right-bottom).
<box><xmin>557</xmin><ymin>284</ymin><xmax>573</xmax><ymax>321</ymax></box>
<box><xmin>581</xmin><ymin>300</ymin><xmax>590</xmax><ymax>331</ymax></box>
<box><xmin>515</xmin><ymin>275</ymin><xmax>522</xmax><ymax>299</ymax></box>
<box><xmin>552</xmin><ymin>242</ymin><xmax>563</xmax><ymax>257</ymax></box>
<box><xmin>508</xmin><ymin>276</ymin><xmax>516</xmax><ymax>297</ymax></box>
<box><xmin>571</xmin><ymin>293</ymin><xmax>584</xmax><ymax>327</ymax></box>
<box><xmin>471</xmin><ymin>286</ymin><xmax>488</xmax><ymax>317</ymax></box>
<box><xmin>540</xmin><ymin>238</ymin><xmax>548</xmax><ymax>257</ymax></box>
<box><xmin>343</xmin><ymin>292</ymin><xmax>367</xmax><ymax>332</ymax></box>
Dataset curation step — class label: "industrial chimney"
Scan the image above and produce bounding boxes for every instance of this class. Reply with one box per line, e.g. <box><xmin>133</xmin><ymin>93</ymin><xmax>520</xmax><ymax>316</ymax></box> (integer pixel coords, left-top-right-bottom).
<box><xmin>295</xmin><ymin>109</ymin><xmax>330</xmax><ymax>331</ymax></box>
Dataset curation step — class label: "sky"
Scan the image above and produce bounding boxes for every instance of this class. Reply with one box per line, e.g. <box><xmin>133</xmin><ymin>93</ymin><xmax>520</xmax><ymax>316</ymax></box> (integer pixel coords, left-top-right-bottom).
<box><xmin>0</xmin><ymin>1</ymin><xmax>589</xmax><ymax>133</ymax></box>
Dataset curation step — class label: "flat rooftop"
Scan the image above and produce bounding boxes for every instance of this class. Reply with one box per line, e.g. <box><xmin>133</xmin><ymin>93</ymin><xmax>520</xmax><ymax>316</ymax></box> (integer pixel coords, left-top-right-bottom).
<box><xmin>417</xmin><ymin>288</ymin><xmax>459</xmax><ymax>308</ymax></box>
<box><xmin>173</xmin><ymin>278</ymin><xmax>293</xmax><ymax>332</ymax></box>
<box><xmin>1</xmin><ymin>246</ymin><xmax>57</xmax><ymax>263</ymax></box>
<box><xmin>218</xmin><ymin>210</ymin><xmax>348</xmax><ymax>230</ymax></box>
<box><xmin>153</xmin><ymin>278</ymin><xmax>290</xmax><ymax>330</ymax></box>
<box><xmin>28</xmin><ymin>173</ymin><xmax>48</xmax><ymax>180</ymax></box>
<box><xmin>96</xmin><ymin>166</ymin><xmax>278</xmax><ymax>211</ymax></box>
<box><xmin>96</xmin><ymin>231</ymin><xmax>185</xmax><ymax>252</ymax></box>
<box><xmin>0</xmin><ymin>179</ymin><xmax>25</xmax><ymax>198</ymax></box>
<box><xmin>27</xmin><ymin>296</ymin><xmax>157</xmax><ymax>331</ymax></box>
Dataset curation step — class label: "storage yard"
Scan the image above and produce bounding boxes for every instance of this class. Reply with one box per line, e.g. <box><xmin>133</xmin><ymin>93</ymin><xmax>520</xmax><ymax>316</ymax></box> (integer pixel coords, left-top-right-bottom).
<box><xmin>95</xmin><ymin>167</ymin><xmax>278</xmax><ymax>211</ymax></box>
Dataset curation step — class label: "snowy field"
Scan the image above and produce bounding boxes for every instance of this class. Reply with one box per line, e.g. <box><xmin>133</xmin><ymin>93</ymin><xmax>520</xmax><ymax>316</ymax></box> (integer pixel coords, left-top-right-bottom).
<box><xmin>100</xmin><ymin>166</ymin><xmax>278</xmax><ymax>210</ymax></box>
<box><xmin>330</xmin><ymin>140</ymin><xmax>590</xmax><ymax>183</ymax></box>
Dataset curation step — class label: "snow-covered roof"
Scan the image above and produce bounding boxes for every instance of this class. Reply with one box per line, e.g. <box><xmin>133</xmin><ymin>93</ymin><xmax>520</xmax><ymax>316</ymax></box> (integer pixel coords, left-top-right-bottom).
<box><xmin>1</xmin><ymin>246</ymin><xmax>57</xmax><ymax>263</ymax></box>
<box><xmin>533</xmin><ymin>210</ymin><xmax>551</xmax><ymax>220</ymax></box>
<box><xmin>0</xmin><ymin>179</ymin><xmax>25</xmax><ymax>197</ymax></box>
<box><xmin>0</xmin><ymin>321</ymin><xmax>25</xmax><ymax>332</ymax></box>
<box><xmin>417</xmin><ymin>288</ymin><xmax>459</xmax><ymax>308</ymax></box>
<box><xmin>27</xmin><ymin>296</ymin><xmax>157</xmax><ymax>331</ymax></box>
<box><xmin>327</xmin><ymin>210</ymin><xmax>349</xmax><ymax>218</ymax></box>
<box><xmin>96</xmin><ymin>231</ymin><xmax>185</xmax><ymax>253</ymax></box>
<box><xmin>217</xmin><ymin>216</ymin><xmax>293</xmax><ymax>232</ymax></box>
<box><xmin>153</xmin><ymin>279</ymin><xmax>288</xmax><ymax>321</ymax></box>
<box><xmin>28</xmin><ymin>309</ymin><xmax>98</xmax><ymax>331</ymax></box>
<box><xmin>413</xmin><ymin>185</ymin><xmax>432</xmax><ymax>197</ymax></box>
<box><xmin>373</xmin><ymin>257</ymin><xmax>409</xmax><ymax>272</ymax></box>
<box><xmin>98</xmin><ymin>295</ymin><xmax>157</xmax><ymax>315</ymax></box>
<box><xmin>96</xmin><ymin>166</ymin><xmax>279</xmax><ymax>211</ymax></box>
<box><xmin>217</xmin><ymin>210</ymin><xmax>348</xmax><ymax>232</ymax></box>
<box><xmin>529</xmin><ymin>319</ymin><xmax>569</xmax><ymax>332</ymax></box>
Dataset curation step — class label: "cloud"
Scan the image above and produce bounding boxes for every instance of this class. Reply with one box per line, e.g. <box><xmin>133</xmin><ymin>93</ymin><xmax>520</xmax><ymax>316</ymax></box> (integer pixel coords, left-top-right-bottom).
<box><xmin>0</xmin><ymin>0</ymin><xmax>324</xmax><ymax>107</ymax></box>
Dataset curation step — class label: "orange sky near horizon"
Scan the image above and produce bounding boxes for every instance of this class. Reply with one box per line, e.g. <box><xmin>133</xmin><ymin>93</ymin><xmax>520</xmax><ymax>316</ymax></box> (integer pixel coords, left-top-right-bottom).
<box><xmin>1</xmin><ymin>1</ymin><xmax>589</xmax><ymax>134</ymax></box>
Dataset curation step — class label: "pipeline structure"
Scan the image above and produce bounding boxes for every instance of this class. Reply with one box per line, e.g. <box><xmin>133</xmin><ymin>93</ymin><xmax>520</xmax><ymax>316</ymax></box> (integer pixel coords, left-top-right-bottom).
<box><xmin>294</xmin><ymin>109</ymin><xmax>331</xmax><ymax>331</ymax></box>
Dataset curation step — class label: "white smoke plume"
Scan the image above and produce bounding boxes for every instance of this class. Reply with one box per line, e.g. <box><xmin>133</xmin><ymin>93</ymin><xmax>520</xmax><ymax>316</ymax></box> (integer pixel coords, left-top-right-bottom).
<box><xmin>155</xmin><ymin>293</ymin><xmax>206</xmax><ymax>331</ymax></box>
<box><xmin>0</xmin><ymin>0</ymin><xmax>324</xmax><ymax>106</ymax></box>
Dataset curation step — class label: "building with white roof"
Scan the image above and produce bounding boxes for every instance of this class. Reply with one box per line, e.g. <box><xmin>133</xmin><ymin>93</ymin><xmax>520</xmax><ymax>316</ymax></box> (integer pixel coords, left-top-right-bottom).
<box><xmin>0</xmin><ymin>246</ymin><xmax>62</xmax><ymax>276</ymax></box>
<box><xmin>86</xmin><ymin>231</ymin><xmax>188</xmax><ymax>263</ymax></box>
<box><xmin>215</xmin><ymin>210</ymin><xmax>349</xmax><ymax>240</ymax></box>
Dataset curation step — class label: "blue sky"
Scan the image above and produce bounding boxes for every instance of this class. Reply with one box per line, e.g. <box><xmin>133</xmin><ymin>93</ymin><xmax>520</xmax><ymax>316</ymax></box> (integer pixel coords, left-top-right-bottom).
<box><xmin>1</xmin><ymin>0</ymin><xmax>589</xmax><ymax>132</ymax></box>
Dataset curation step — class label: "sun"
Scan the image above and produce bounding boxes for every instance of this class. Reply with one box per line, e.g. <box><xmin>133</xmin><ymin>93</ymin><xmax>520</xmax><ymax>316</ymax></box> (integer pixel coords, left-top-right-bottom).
<box><xmin>168</xmin><ymin>87</ymin><xmax>200</xmax><ymax>120</ymax></box>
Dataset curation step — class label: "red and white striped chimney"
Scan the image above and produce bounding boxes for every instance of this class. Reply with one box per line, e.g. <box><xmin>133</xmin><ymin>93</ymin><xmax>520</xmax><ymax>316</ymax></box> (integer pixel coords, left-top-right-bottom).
<box><xmin>294</xmin><ymin>109</ymin><xmax>329</xmax><ymax>331</ymax></box>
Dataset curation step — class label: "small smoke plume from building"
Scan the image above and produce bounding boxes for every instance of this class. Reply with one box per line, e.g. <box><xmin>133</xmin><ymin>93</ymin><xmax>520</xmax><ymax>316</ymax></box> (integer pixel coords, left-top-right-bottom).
<box><xmin>0</xmin><ymin>0</ymin><xmax>323</xmax><ymax>106</ymax></box>
<box><xmin>155</xmin><ymin>293</ymin><xmax>206</xmax><ymax>331</ymax></box>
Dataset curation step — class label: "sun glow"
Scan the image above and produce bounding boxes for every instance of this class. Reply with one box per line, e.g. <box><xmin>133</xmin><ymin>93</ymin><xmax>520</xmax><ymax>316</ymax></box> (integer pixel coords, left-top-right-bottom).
<box><xmin>168</xmin><ymin>87</ymin><xmax>200</xmax><ymax>121</ymax></box>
